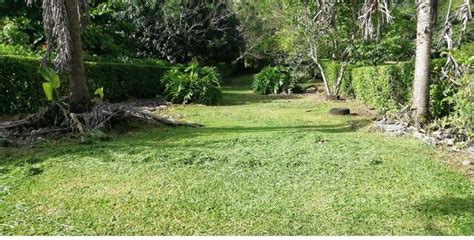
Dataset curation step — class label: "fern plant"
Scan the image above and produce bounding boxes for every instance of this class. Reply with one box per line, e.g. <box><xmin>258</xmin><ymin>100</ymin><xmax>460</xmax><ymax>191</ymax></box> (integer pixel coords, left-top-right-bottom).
<box><xmin>253</xmin><ymin>66</ymin><xmax>300</xmax><ymax>95</ymax></box>
<box><xmin>161</xmin><ymin>63</ymin><xmax>222</xmax><ymax>105</ymax></box>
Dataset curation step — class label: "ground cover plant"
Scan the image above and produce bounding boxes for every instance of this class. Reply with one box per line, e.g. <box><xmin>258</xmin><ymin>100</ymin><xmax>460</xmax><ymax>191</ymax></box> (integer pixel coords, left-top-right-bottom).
<box><xmin>1</xmin><ymin>76</ymin><xmax>473</xmax><ymax>235</ymax></box>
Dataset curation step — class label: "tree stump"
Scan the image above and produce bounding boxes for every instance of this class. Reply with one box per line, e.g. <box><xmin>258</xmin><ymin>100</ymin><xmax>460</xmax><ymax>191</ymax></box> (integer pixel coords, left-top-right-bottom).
<box><xmin>329</xmin><ymin>108</ymin><xmax>351</xmax><ymax>115</ymax></box>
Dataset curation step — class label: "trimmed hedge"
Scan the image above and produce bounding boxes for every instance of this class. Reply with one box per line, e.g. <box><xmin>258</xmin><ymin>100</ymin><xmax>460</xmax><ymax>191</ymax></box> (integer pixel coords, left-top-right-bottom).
<box><xmin>0</xmin><ymin>56</ymin><xmax>46</xmax><ymax>114</ymax></box>
<box><xmin>352</xmin><ymin>64</ymin><xmax>408</xmax><ymax>110</ymax></box>
<box><xmin>320</xmin><ymin>60</ymin><xmax>354</xmax><ymax>97</ymax></box>
<box><xmin>351</xmin><ymin>59</ymin><xmax>445</xmax><ymax>110</ymax></box>
<box><xmin>0</xmin><ymin>55</ymin><xmax>174</xmax><ymax>114</ymax></box>
<box><xmin>84</xmin><ymin>61</ymin><xmax>173</xmax><ymax>102</ymax></box>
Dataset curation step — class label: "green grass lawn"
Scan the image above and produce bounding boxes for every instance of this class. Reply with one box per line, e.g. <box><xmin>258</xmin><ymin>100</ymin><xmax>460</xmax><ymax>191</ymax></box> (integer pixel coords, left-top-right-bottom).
<box><xmin>1</xmin><ymin>75</ymin><xmax>473</xmax><ymax>235</ymax></box>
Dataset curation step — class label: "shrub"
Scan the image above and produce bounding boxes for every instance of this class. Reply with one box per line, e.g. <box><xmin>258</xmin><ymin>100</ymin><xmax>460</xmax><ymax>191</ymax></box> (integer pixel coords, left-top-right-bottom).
<box><xmin>253</xmin><ymin>66</ymin><xmax>300</xmax><ymax>95</ymax></box>
<box><xmin>0</xmin><ymin>56</ymin><xmax>46</xmax><ymax>114</ymax></box>
<box><xmin>352</xmin><ymin>65</ymin><xmax>403</xmax><ymax>110</ymax></box>
<box><xmin>84</xmin><ymin>61</ymin><xmax>172</xmax><ymax>102</ymax></box>
<box><xmin>1</xmin><ymin>20</ymin><xmax>29</xmax><ymax>46</ymax></box>
<box><xmin>0</xmin><ymin>55</ymin><xmax>174</xmax><ymax>114</ymax></box>
<box><xmin>351</xmin><ymin>59</ymin><xmax>446</xmax><ymax>111</ymax></box>
<box><xmin>161</xmin><ymin>64</ymin><xmax>222</xmax><ymax>105</ymax></box>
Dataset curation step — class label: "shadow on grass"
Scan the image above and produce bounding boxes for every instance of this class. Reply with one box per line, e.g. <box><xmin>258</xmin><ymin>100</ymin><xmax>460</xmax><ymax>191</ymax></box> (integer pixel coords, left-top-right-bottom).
<box><xmin>417</xmin><ymin>196</ymin><xmax>474</xmax><ymax>235</ymax></box>
<box><xmin>219</xmin><ymin>86</ymin><xmax>303</xmax><ymax>106</ymax></box>
<box><xmin>219</xmin><ymin>74</ymin><xmax>304</xmax><ymax>106</ymax></box>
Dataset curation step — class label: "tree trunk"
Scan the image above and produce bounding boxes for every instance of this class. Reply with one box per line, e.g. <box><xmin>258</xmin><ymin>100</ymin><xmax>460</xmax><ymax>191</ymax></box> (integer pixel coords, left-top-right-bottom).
<box><xmin>315</xmin><ymin>61</ymin><xmax>332</xmax><ymax>97</ymax></box>
<box><xmin>64</xmin><ymin>0</ymin><xmax>91</xmax><ymax>113</ymax></box>
<box><xmin>334</xmin><ymin>61</ymin><xmax>347</xmax><ymax>97</ymax></box>
<box><xmin>412</xmin><ymin>0</ymin><xmax>434</xmax><ymax>124</ymax></box>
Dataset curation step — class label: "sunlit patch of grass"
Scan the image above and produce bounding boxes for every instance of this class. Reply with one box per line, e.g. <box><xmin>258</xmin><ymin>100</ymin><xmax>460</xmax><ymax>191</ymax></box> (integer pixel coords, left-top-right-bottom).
<box><xmin>0</xmin><ymin>75</ymin><xmax>473</xmax><ymax>235</ymax></box>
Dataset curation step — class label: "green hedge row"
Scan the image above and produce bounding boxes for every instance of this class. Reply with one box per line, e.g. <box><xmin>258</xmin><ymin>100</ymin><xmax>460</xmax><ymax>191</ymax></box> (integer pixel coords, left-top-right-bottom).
<box><xmin>0</xmin><ymin>55</ymin><xmax>174</xmax><ymax>114</ymax></box>
<box><xmin>350</xmin><ymin>59</ymin><xmax>444</xmax><ymax>110</ymax></box>
<box><xmin>351</xmin><ymin>63</ymin><xmax>411</xmax><ymax>110</ymax></box>
<box><xmin>320</xmin><ymin>60</ymin><xmax>354</xmax><ymax>97</ymax></box>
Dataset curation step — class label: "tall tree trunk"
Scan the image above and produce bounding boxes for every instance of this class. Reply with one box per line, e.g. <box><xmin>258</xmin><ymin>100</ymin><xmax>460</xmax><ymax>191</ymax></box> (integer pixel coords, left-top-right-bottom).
<box><xmin>412</xmin><ymin>0</ymin><xmax>434</xmax><ymax>124</ymax></box>
<box><xmin>64</xmin><ymin>0</ymin><xmax>90</xmax><ymax>113</ymax></box>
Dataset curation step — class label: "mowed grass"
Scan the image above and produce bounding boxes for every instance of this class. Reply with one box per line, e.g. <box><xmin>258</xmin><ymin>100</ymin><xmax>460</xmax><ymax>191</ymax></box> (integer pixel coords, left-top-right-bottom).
<box><xmin>1</xmin><ymin>75</ymin><xmax>473</xmax><ymax>235</ymax></box>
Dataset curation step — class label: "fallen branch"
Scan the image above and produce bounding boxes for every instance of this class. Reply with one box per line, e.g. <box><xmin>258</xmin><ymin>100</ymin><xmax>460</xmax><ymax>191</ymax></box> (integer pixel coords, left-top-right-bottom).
<box><xmin>0</xmin><ymin>99</ymin><xmax>203</xmax><ymax>143</ymax></box>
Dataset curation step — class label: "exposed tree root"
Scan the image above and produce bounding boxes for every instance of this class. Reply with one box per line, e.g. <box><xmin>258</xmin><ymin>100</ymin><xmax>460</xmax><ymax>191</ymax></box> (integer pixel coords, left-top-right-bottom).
<box><xmin>0</xmin><ymin>99</ymin><xmax>203</xmax><ymax>143</ymax></box>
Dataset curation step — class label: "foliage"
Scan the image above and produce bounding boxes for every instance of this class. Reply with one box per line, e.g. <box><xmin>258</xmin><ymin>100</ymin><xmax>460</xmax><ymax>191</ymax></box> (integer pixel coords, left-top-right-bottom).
<box><xmin>38</xmin><ymin>66</ymin><xmax>61</xmax><ymax>101</ymax></box>
<box><xmin>0</xmin><ymin>44</ymin><xmax>40</xmax><ymax>57</ymax></box>
<box><xmin>1</xmin><ymin>76</ymin><xmax>473</xmax><ymax>235</ymax></box>
<box><xmin>320</xmin><ymin>61</ymin><xmax>354</xmax><ymax>97</ymax></box>
<box><xmin>0</xmin><ymin>18</ymin><xmax>30</xmax><ymax>46</ymax></box>
<box><xmin>0</xmin><ymin>2</ymin><xmax>43</xmax><ymax>48</ymax></box>
<box><xmin>82</xmin><ymin>0</ymin><xmax>137</xmax><ymax>57</ymax></box>
<box><xmin>125</xmin><ymin>0</ymin><xmax>243</xmax><ymax>64</ymax></box>
<box><xmin>352</xmin><ymin>6</ymin><xmax>416</xmax><ymax>65</ymax></box>
<box><xmin>439</xmin><ymin>73</ymin><xmax>474</xmax><ymax>141</ymax></box>
<box><xmin>350</xmin><ymin>57</ymin><xmax>471</xmax><ymax>133</ymax></box>
<box><xmin>352</xmin><ymin>65</ymin><xmax>402</xmax><ymax>110</ymax></box>
<box><xmin>0</xmin><ymin>55</ymin><xmax>46</xmax><ymax>114</ymax></box>
<box><xmin>430</xmin><ymin>52</ymin><xmax>473</xmax><ymax>143</ymax></box>
<box><xmin>162</xmin><ymin>63</ymin><xmax>222</xmax><ymax>105</ymax></box>
<box><xmin>94</xmin><ymin>87</ymin><xmax>105</xmax><ymax>101</ymax></box>
<box><xmin>253</xmin><ymin>66</ymin><xmax>301</xmax><ymax>95</ymax></box>
<box><xmin>0</xmin><ymin>55</ymin><xmax>174</xmax><ymax>114</ymax></box>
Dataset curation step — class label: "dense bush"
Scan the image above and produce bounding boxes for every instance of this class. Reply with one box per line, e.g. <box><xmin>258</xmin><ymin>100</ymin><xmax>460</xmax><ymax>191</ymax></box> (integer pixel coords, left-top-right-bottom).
<box><xmin>82</xmin><ymin>0</ymin><xmax>137</xmax><ymax>57</ymax></box>
<box><xmin>351</xmin><ymin>59</ymin><xmax>461</xmax><ymax>113</ymax></box>
<box><xmin>1</xmin><ymin>20</ymin><xmax>29</xmax><ymax>46</ymax></box>
<box><xmin>161</xmin><ymin>64</ymin><xmax>222</xmax><ymax>105</ymax></box>
<box><xmin>0</xmin><ymin>56</ymin><xmax>46</xmax><ymax>114</ymax></box>
<box><xmin>253</xmin><ymin>66</ymin><xmax>302</xmax><ymax>95</ymax></box>
<box><xmin>126</xmin><ymin>0</ymin><xmax>243</xmax><ymax>65</ymax></box>
<box><xmin>84</xmin><ymin>62</ymin><xmax>173</xmax><ymax>102</ymax></box>
<box><xmin>0</xmin><ymin>55</ymin><xmax>174</xmax><ymax>114</ymax></box>
<box><xmin>352</xmin><ymin>65</ymin><xmax>406</xmax><ymax>110</ymax></box>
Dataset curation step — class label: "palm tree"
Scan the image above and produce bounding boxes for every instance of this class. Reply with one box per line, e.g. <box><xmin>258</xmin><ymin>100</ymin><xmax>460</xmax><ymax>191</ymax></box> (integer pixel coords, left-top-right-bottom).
<box><xmin>412</xmin><ymin>0</ymin><xmax>435</xmax><ymax>124</ymax></box>
<box><xmin>35</xmin><ymin>0</ymin><xmax>91</xmax><ymax>113</ymax></box>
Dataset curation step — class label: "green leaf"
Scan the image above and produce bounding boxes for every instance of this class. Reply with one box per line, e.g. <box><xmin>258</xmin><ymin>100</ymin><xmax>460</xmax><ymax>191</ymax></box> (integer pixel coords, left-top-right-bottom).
<box><xmin>95</xmin><ymin>87</ymin><xmax>104</xmax><ymax>100</ymax></box>
<box><xmin>42</xmin><ymin>82</ymin><xmax>53</xmax><ymax>101</ymax></box>
<box><xmin>38</xmin><ymin>66</ymin><xmax>60</xmax><ymax>89</ymax></box>
<box><xmin>38</xmin><ymin>66</ymin><xmax>52</xmax><ymax>82</ymax></box>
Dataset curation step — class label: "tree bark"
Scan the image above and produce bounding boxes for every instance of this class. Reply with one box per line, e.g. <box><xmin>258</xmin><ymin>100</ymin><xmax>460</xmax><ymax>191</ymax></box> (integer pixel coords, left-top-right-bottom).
<box><xmin>334</xmin><ymin>61</ymin><xmax>347</xmax><ymax>97</ymax></box>
<box><xmin>412</xmin><ymin>0</ymin><xmax>434</xmax><ymax>124</ymax></box>
<box><xmin>315</xmin><ymin>61</ymin><xmax>332</xmax><ymax>97</ymax></box>
<box><xmin>64</xmin><ymin>0</ymin><xmax>91</xmax><ymax>113</ymax></box>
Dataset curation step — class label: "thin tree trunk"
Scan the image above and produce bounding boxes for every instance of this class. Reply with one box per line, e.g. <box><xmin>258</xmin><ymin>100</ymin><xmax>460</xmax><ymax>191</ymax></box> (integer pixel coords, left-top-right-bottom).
<box><xmin>412</xmin><ymin>0</ymin><xmax>434</xmax><ymax>124</ymax></box>
<box><xmin>309</xmin><ymin>40</ymin><xmax>331</xmax><ymax>97</ymax></box>
<box><xmin>315</xmin><ymin>61</ymin><xmax>332</xmax><ymax>97</ymax></box>
<box><xmin>64</xmin><ymin>0</ymin><xmax>90</xmax><ymax>113</ymax></box>
<box><xmin>334</xmin><ymin>61</ymin><xmax>347</xmax><ymax>97</ymax></box>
